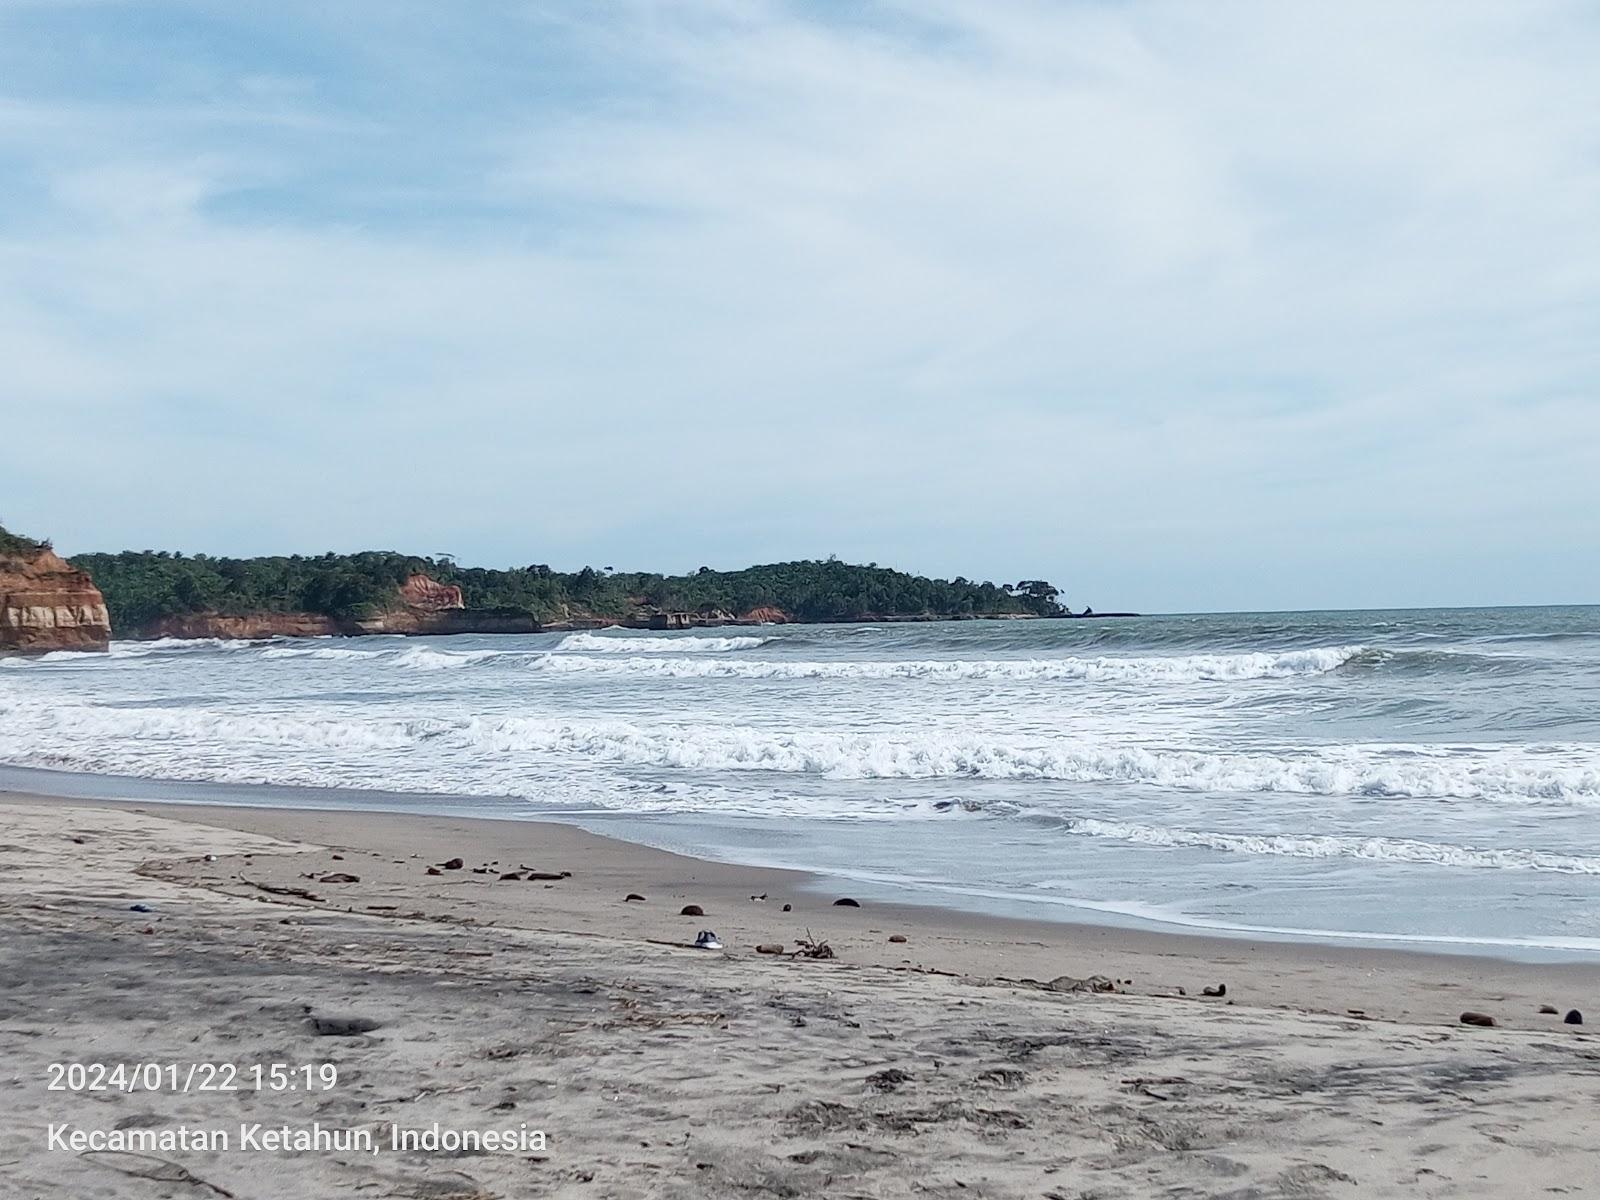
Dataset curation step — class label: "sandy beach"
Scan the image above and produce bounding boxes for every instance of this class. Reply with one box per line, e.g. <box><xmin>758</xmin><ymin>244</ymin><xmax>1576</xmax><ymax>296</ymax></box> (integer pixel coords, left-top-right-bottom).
<box><xmin>3</xmin><ymin>789</ymin><xmax>1598</xmax><ymax>1198</ymax></box>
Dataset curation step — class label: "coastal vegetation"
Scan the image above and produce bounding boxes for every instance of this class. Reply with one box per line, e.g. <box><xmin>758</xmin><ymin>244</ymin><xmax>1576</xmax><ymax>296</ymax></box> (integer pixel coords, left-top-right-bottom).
<box><xmin>0</xmin><ymin>522</ymin><xmax>49</xmax><ymax>558</ymax></box>
<box><xmin>67</xmin><ymin>548</ymin><xmax>1066</xmax><ymax>631</ymax></box>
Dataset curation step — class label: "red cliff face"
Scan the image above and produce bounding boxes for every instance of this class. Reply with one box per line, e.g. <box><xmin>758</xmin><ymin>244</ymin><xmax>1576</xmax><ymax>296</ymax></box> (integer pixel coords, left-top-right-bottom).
<box><xmin>396</xmin><ymin>573</ymin><xmax>465</xmax><ymax>612</ymax></box>
<box><xmin>0</xmin><ymin>548</ymin><xmax>112</xmax><ymax>655</ymax></box>
<box><xmin>138</xmin><ymin>613</ymin><xmax>343</xmax><ymax>640</ymax></box>
<box><xmin>122</xmin><ymin>572</ymin><xmax>531</xmax><ymax>640</ymax></box>
<box><xmin>739</xmin><ymin>606</ymin><xmax>790</xmax><ymax>624</ymax></box>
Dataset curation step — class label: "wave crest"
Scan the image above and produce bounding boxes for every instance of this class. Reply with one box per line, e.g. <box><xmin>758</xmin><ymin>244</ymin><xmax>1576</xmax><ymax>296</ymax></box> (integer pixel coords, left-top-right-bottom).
<box><xmin>531</xmin><ymin>645</ymin><xmax>1365</xmax><ymax>683</ymax></box>
<box><xmin>553</xmin><ymin>631</ymin><xmax>772</xmax><ymax>654</ymax></box>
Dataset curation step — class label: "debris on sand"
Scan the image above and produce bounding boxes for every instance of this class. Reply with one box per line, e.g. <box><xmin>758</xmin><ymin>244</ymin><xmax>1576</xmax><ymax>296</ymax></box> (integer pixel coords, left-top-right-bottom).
<box><xmin>866</xmin><ymin>1067</ymin><xmax>913</xmax><ymax>1093</ymax></box>
<box><xmin>317</xmin><ymin>873</ymin><xmax>360</xmax><ymax>884</ymax></box>
<box><xmin>755</xmin><ymin>943</ymin><xmax>786</xmax><ymax>955</ymax></box>
<box><xmin>1044</xmin><ymin>974</ymin><xmax>1115</xmax><ymax>994</ymax></box>
<box><xmin>888</xmin><ymin>934</ymin><xmax>908</xmax><ymax>944</ymax></box>
<box><xmin>833</xmin><ymin>897</ymin><xmax>861</xmax><ymax>907</ymax></box>
<box><xmin>1202</xmin><ymin>984</ymin><xmax>1227</xmax><ymax>997</ymax></box>
<box><xmin>441</xmin><ymin>858</ymin><xmax>464</xmax><ymax>870</ymax></box>
<box><xmin>242</xmin><ymin>880</ymin><xmax>320</xmax><ymax>902</ymax></box>
<box><xmin>1459</xmin><ymin>1012</ymin><xmax>1497</xmax><ymax>1027</ymax></box>
<box><xmin>625</xmin><ymin>893</ymin><xmax>646</xmax><ymax>902</ymax></box>
<box><xmin>793</xmin><ymin>930</ymin><xmax>834</xmax><ymax>960</ymax></box>
<box><xmin>308</xmin><ymin>1013</ymin><xmax>383</xmax><ymax>1036</ymax></box>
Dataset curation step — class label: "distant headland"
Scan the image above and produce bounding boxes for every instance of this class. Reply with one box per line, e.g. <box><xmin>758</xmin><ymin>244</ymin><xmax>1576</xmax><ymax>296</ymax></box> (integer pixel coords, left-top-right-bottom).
<box><xmin>2</xmin><ymin>523</ymin><xmax>1134</xmax><ymax>652</ymax></box>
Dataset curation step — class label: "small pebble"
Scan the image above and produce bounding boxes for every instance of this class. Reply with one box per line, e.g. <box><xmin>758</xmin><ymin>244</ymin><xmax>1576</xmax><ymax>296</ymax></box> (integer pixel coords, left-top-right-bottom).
<box><xmin>1459</xmin><ymin>1011</ymin><xmax>1497</xmax><ymax>1027</ymax></box>
<box><xmin>1565</xmin><ymin>1009</ymin><xmax>1583</xmax><ymax>1025</ymax></box>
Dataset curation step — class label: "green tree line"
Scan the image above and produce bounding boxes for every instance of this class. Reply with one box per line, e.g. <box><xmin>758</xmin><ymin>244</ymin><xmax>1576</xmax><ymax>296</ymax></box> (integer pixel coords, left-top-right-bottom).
<box><xmin>66</xmin><ymin>547</ymin><xmax>1066</xmax><ymax>631</ymax></box>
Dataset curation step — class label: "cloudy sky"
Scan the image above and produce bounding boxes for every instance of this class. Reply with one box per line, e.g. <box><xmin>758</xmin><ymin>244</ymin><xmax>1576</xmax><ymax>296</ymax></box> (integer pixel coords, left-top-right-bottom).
<box><xmin>2</xmin><ymin>1</ymin><xmax>1596</xmax><ymax>612</ymax></box>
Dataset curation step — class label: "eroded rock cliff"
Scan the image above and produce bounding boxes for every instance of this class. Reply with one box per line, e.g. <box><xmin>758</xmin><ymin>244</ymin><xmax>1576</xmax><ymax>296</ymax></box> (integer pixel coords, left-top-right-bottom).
<box><xmin>0</xmin><ymin>546</ymin><xmax>112</xmax><ymax>655</ymax></box>
<box><xmin>122</xmin><ymin>573</ymin><xmax>533</xmax><ymax>640</ymax></box>
<box><xmin>396</xmin><ymin>573</ymin><xmax>464</xmax><ymax>612</ymax></box>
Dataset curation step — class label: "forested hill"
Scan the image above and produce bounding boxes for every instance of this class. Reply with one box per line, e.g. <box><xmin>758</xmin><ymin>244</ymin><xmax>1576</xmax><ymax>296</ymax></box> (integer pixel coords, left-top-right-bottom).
<box><xmin>68</xmin><ymin>549</ymin><xmax>1067</xmax><ymax>631</ymax></box>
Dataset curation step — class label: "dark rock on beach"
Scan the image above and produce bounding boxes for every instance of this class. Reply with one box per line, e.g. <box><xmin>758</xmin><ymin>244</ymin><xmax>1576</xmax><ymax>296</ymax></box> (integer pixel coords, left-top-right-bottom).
<box><xmin>833</xmin><ymin>897</ymin><xmax>861</xmax><ymax>907</ymax></box>
<box><xmin>318</xmin><ymin>873</ymin><xmax>360</xmax><ymax>883</ymax></box>
<box><xmin>1565</xmin><ymin>1010</ymin><xmax>1583</xmax><ymax>1025</ymax></box>
<box><xmin>680</xmin><ymin>904</ymin><xmax>704</xmax><ymax>917</ymax></box>
<box><xmin>625</xmin><ymin>893</ymin><xmax>646</xmax><ymax>902</ymax></box>
<box><xmin>309</xmin><ymin>1013</ymin><xmax>383</xmax><ymax>1036</ymax></box>
<box><xmin>441</xmin><ymin>858</ymin><xmax>464</xmax><ymax>870</ymax></box>
<box><xmin>866</xmin><ymin>1067</ymin><xmax>913</xmax><ymax>1093</ymax></box>
<box><xmin>1459</xmin><ymin>1012</ymin><xmax>1497</xmax><ymax>1027</ymax></box>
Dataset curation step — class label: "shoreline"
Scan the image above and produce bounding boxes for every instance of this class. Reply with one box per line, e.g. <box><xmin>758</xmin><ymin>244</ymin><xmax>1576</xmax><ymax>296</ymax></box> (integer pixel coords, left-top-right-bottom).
<box><xmin>6</xmin><ymin>786</ymin><xmax>1598</xmax><ymax>1028</ymax></box>
<box><xmin>7</xmin><ymin>788</ymin><xmax>1600</xmax><ymax>1196</ymax></box>
<box><xmin>5</xmin><ymin>761</ymin><xmax>1596</xmax><ymax>965</ymax></box>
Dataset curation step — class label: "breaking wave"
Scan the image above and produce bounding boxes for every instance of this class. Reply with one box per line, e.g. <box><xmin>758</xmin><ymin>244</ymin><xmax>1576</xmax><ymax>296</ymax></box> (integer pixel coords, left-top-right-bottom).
<box><xmin>553</xmin><ymin>631</ymin><xmax>772</xmax><ymax>653</ymax></box>
<box><xmin>532</xmin><ymin>645</ymin><xmax>1366</xmax><ymax>683</ymax></box>
<box><xmin>2</xmin><ymin>697</ymin><xmax>1597</xmax><ymax>806</ymax></box>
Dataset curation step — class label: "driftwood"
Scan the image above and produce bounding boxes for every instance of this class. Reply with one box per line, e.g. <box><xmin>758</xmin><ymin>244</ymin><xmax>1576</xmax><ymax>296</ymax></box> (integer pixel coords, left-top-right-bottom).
<box><xmin>81</xmin><ymin>1150</ymin><xmax>236</xmax><ymax>1197</ymax></box>
<box><xmin>793</xmin><ymin>929</ymin><xmax>835</xmax><ymax>959</ymax></box>
<box><xmin>239</xmin><ymin>878</ymin><xmax>321</xmax><ymax>902</ymax></box>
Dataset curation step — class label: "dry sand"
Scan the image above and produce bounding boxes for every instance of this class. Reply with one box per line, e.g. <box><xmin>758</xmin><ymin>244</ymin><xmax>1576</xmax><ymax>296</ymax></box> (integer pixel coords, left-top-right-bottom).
<box><xmin>3</xmin><ymin>790</ymin><xmax>1599</xmax><ymax>1198</ymax></box>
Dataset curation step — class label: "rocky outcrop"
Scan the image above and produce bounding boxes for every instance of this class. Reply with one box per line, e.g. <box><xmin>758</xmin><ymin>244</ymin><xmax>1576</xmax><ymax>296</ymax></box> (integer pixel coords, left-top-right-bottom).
<box><xmin>351</xmin><ymin>607</ymin><xmax>539</xmax><ymax>636</ymax></box>
<box><xmin>396</xmin><ymin>573</ymin><xmax>464</xmax><ymax>612</ymax></box>
<box><xmin>0</xmin><ymin>547</ymin><xmax>112</xmax><ymax>655</ymax></box>
<box><xmin>127</xmin><ymin>574</ymin><xmax>534</xmax><ymax>640</ymax></box>
<box><xmin>739</xmin><ymin>606</ymin><xmax>790</xmax><ymax>624</ymax></box>
<box><xmin>138</xmin><ymin>613</ymin><xmax>343</xmax><ymax>640</ymax></box>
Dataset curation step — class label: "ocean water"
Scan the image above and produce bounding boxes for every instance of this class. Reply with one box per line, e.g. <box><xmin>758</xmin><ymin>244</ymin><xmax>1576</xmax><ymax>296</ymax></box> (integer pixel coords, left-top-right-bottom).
<box><xmin>4</xmin><ymin>607</ymin><xmax>1599</xmax><ymax>956</ymax></box>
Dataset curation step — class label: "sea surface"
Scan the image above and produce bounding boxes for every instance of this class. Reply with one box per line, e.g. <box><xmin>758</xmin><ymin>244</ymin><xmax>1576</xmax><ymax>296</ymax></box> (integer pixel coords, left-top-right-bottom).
<box><xmin>4</xmin><ymin>608</ymin><xmax>1600</xmax><ymax>957</ymax></box>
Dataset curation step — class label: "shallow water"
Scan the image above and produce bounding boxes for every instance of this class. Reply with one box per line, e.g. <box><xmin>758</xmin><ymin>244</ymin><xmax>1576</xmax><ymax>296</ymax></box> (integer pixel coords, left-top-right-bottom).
<box><xmin>4</xmin><ymin>607</ymin><xmax>1599</xmax><ymax>954</ymax></box>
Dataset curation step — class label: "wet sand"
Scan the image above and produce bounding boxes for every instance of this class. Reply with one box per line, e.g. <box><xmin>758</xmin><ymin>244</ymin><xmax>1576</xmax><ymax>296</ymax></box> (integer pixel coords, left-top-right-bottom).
<box><xmin>4</xmin><ymin>790</ymin><xmax>1599</xmax><ymax>1198</ymax></box>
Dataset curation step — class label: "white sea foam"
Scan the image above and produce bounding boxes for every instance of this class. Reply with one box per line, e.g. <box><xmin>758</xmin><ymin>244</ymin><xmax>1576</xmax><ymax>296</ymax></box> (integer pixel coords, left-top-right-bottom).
<box><xmin>1062</xmin><ymin>819</ymin><xmax>1600</xmax><ymax>873</ymax></box>
<box><xmin>4</xmin><ymin>696</ymin><xmax>1597</xmax><ymax>806</ymax></box>
<box><xmin>530</xmin><ymin>645</ymin><xmax>1365</xmax><ymax>683</ymax></box>
<box><xmin>259</xmin><ymin>644</ymin><xmax>495</xmax><ymax>669</ymax></box>
<box><xmin>110</xmin><ymin>638</ymin><xmax>261</xmax><ymax>657</ymax></box>
<box><xmin>553</xmin><ymin>631</ymin><xmax>772</xmax><ymax>654</ymax></box>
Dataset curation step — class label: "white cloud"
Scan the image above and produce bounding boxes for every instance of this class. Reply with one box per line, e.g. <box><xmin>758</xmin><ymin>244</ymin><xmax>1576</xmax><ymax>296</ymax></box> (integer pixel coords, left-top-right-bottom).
<box><xmin>0</xmin><ymin>0</ymin><xmax>1596</xmax><ymax>608</ymax></box>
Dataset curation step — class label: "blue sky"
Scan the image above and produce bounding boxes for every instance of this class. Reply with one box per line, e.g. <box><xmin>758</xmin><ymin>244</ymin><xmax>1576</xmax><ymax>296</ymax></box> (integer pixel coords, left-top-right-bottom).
<box><xmin>2</xmin><ymin>1</ymin><xmax>1596</xmax><ymax>612</ymax></box>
